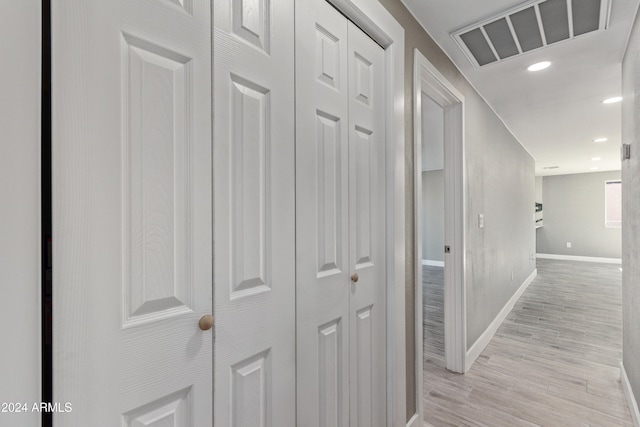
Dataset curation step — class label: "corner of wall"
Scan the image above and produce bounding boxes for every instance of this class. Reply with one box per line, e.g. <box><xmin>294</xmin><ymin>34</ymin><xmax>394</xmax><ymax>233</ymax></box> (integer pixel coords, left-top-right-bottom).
<box><xmin>621</xmin><ymin>362</ymin><xmax>640</xmax><ymax>427</ymax></box>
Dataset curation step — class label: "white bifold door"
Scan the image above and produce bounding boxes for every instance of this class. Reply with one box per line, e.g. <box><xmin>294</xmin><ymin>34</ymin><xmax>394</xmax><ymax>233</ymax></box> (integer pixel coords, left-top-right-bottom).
<box><xmin>53</xmin><ymin>0</ymin><xmax>212</xmax><ymax>425</ymax></box>
<box><xmin>296</xmin><ymin>1</ymin><xmax>387</xmax><ymax>426</ymax></box>
<box><xmin>213</xmin><ymin>0</ymin><xmax>296</xmax><ymax>426</ymax></box>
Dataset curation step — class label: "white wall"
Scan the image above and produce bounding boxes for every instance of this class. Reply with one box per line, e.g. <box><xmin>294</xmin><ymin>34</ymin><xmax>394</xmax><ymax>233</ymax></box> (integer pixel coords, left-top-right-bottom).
<box><xmin>421</xmin><ymin>94</ymin><xmax>445</xmax><ymax>263</ymax></box>
<box><xmin>421</xmin><ymin>93</ymin><xmax>444</xmax><ymax>171</ymax></box>
<box><xmin>422</xmin><ymin>170</ymin><xmax>444</xmax><ymax>262</ymax></box>
<box><xmin>0</xmin><ymin>2</ymin><xmax>42</xmax><ymax>426</ymax></box>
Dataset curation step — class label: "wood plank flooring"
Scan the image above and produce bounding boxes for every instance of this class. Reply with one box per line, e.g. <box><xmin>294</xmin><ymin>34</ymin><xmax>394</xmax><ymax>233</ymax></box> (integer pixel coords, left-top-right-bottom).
<box><xmin>422</xmin><ymin>259</ymin><xmax>633</xmax><ymax>426</ymax></box>
<box><xmin>423</xmin><ymin>265</ymin><xmax>445</xmax><ymax>366</ymax></box>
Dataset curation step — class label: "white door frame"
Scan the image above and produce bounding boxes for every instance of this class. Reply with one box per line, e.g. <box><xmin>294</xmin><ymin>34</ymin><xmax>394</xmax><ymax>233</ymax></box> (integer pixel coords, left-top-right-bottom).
<box><xmin>413</xmin><ymin>48</ymin><xmax>466</xmax><ymax>419</ymax></box>
<box><xmin>324</xmin><ymin>0</ymin><xmax>405</xmax><ymax>424</ymax></box>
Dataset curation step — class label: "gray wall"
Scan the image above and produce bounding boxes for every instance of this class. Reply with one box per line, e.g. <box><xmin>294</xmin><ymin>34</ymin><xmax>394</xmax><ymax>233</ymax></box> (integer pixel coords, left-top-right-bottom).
<box><xmin>377</xmin><ymin>0</ymin><xmax>536</xmax><ymax>419</ymax></box>
<box><xmin>421</xmin><ymin>94</ymin><xmax>444</xmax><ymax>172</ymax></box>
<box><xmin>622</xmin><ymin>7</ymin><xmax>640</xmax><ymax>412</ymax></box>
<box><xmin>463</xmin><ymin>92</ymin><xmax>536</xmax><ymax>349</ymax></box>
<box><xmin>422</xmin><ymin>94</ymin><xmax>445</xmax><ymax>264</ymax></box>
<box><xmin>422</xmin><ymin>170</ymin><xmax>444</xmax><ymax>262</ymax></box>
<box><xmin>0</xmin><ymin>2</ymin><xmax>41</xmax><ymax>425</ymax></box>
<box><xmin>536</xmin><ymin>172</ymin><xmax>622</xmax><ymax>259</ymax></box>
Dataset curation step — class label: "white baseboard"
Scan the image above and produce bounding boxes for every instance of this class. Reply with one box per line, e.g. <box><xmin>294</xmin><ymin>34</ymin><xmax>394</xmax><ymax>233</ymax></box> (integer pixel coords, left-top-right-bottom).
<box><xmin>422</xmin><ymin>259</ymin><xmax>445</xmax><ymax>267</ymax></box>
<box><xmin>406</xmin><ymin>413</ymin><xmax>420</xmax><ymax>427</ymax></box>
<box><xmin>465</xmin><ymin>269</ymin><xmax>537</xmax><ymax>372</ymax></box>
<box><xmin>621</xmin><ymin>362</ymin><xmax>640</xmax><ymax>427</ymax></box>
<box><xmin>536</xmin><ymin>253</ymin><xmax>621</xmax><ymax>264</ymax></box>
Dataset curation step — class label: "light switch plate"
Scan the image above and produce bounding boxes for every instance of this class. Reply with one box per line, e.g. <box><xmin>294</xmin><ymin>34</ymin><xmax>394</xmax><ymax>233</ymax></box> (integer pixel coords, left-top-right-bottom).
<box><xmin>478</xmin><ymin>213</ymin><xmax>484</xmax><ymax>228</ymax></box>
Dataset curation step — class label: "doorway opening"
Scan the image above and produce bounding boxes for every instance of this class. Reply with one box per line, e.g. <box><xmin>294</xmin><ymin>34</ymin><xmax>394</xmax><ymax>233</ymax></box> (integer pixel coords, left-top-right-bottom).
<box><xmin>413</xmin><ymin>48</ymin><xmax>466</xmax><ymax>418</ymax></box>
<box><xmin>420</xmin><ymin>94</ymin><xmax>446</xmax><ymax>366</ymax></box>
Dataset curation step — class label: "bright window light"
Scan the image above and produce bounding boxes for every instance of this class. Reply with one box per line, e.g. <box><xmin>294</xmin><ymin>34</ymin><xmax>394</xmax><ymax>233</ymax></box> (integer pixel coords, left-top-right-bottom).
<box><xmin>593</xmin><ymin>138</ymin><xmax>608</xmax><ymax>142</ymax></box>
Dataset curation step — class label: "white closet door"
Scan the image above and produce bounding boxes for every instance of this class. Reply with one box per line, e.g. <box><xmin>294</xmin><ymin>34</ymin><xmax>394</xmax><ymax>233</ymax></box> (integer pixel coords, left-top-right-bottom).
<box><xmin>296</xmin><ymin>0</ymin><xmax>387</xmax><ymax>425</ymax></box>
<box><xmin>52</xmin><ymin>0</ymin><xmax>212</xmax><ymax>425</ymax></box>
<box><xmin>213</xmin><ymin>0</ymin><xmax>296</xmax><ymax>425</ymax></box>
<box><xmin>347</xmin><ymin>21</ymin><xmax>386</xmax><ymax>427</ymax></box>
<box><xmin>296</xmin><ymin>1</ymin><xmax>350</xmax><ymax>425</ymax></box>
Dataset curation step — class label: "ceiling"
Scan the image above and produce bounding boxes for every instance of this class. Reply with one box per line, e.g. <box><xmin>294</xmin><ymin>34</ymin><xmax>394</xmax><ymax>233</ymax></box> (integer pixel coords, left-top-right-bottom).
<box><xmin>402</xmin><ymin>0</ymin><xmax>640</xmax><ymax>176</ymax></box>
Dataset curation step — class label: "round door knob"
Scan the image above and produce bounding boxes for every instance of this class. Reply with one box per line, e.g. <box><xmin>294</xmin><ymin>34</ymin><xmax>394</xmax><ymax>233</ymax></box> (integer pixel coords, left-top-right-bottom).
<box><xmin>351</xmin><ymin>273</ymin><xmax>359</xmax><ymax>283</ymax></box>
<box><xmin>199</xmin><ymin>314</ymin><xmax>214</xmax><ymax>331</ymax></box>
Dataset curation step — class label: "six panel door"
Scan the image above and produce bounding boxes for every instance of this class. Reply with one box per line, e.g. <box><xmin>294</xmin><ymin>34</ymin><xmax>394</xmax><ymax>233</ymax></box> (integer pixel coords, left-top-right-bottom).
<box><xmin>213</xmin><ymin>0</ymin><xmax>297</xmax><ymax>425</ymax></box>
<box><xmin>52</xmin><ymin>0</ymin><xmax>213</xmax><ymax>425</ymax></box>
<box><xmin>54</xmin><ymin>0</ymin><xmax>384</xmax><ymax>424</ymax></box>
<box><xmin>296</xmin><ymin>0</ymin><xmax>387</xmax><ymax>425</ymax></box>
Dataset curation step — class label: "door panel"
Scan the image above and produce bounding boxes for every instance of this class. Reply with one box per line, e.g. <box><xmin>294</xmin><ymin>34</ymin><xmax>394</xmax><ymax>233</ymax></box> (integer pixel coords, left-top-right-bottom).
<box><xmin>214</xmin><ymin>0</ymin><xmax>296</xmax><ymax>425</ymax></box>
<box><xmin>296</xmin><ymin>1</ymin><xmax>386</xmax><ymax>425</ymax></box>
<box><xmin>296</xmin><ymin>1</ymin><xmax>350</xmax><ymax>426</ymax></box>
<box><xmin>347</xmin><ymin>21</ymin><xmax>386</xmax><ymax>427</ymax></box>
<box><xmin>52</xmin><ymin>0</ymin><xmax>212</xmax><ymax>425</ymax></box>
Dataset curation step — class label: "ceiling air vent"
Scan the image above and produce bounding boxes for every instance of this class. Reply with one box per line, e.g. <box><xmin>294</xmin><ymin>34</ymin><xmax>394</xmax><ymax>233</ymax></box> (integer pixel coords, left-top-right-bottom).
<box><xmin>452</xmin><ymin>0</ymin><xmax>611</xmax><ymax>67</ymax></box>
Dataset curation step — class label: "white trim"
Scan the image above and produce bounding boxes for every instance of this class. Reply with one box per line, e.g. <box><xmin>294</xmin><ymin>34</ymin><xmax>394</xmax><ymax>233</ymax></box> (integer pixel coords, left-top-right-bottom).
<box><xmin>465</xmin><ymin>269</ymin><xmax>537</xmax><ymax>371</ymax></box>
<box><xmin>536</xmin><ymin>253</ymin><xmax>622</xmax><ymax>264</ymax></box>
<box><xmin>333</xmin><ymin>1</ymin><xmax>406</xmax><ymax>425</ymax></box>
<box><xmin>414</xmin><ymin>49</ymin><xmax>466</xmax><ymax>423</ymax></box>
<box><xmin>406</xmin><ymin>413</ymin><xmax>421</xmax><ymax>427</ymax></box>
<box><xmin>422</xmin><ymin>259</ymin><xmax>445</xmax><ymax>267</ymax></box>
<box><xmin>621</xmin><ymin>362</ymin><xmax>640</xmax><ymax>427</ymax></box>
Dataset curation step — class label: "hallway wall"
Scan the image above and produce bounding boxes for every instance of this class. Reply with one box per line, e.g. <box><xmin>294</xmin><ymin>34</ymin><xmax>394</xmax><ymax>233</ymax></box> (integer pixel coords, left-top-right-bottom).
<box><xmin>621</xmin><ymin>7</ymin><xmax>640</xmax><ymax>413</ymax></box>
<box><xmin>378</xmin><ymin>0</ymin><xmax>536</xmax><ymax>420</ymax></box>
<box><xmin>536</xmin><ymin>171</ymin><xmax>622</xmax><ymax>259</ymax></box>
<box><xmin>0</xmin><ymin>2</ymin><xmax>41</xmax><ymax>426</ymax></box>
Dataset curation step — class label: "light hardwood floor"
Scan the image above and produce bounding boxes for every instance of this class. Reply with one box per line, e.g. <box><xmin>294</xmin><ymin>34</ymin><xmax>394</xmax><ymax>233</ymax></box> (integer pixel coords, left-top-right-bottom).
<box><xmin>423</xmin><ymin>265</ymin><xmax>445</xmax><ymax>366</ymax></box>
<box><xmin>423</xmin><ymin>258</ymin><xmax>633</xmax><ymax>426</ymax></box>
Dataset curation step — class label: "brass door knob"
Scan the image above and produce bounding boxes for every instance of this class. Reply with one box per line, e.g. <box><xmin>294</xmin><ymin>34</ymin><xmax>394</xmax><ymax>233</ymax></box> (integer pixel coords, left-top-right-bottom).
<box><xmin>199</xmin><ymin>314</ymin><xmax>214</xmax><ymax>331</ymax></box>
<box><xmin>351</xmin><ymin>273</ymin><xmax>359</xmax><ymax>283</ymax></box>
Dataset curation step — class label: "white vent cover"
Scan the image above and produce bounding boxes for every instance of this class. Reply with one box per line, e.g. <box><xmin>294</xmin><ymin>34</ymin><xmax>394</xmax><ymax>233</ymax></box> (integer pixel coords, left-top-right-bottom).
<box><xmin>452</xmin><ymin>0</ymin><xmax>611</xmax><ymax>67</ymax></box>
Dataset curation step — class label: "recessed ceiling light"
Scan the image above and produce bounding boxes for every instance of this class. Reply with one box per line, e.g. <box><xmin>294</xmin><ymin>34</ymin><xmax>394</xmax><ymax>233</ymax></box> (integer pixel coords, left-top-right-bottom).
<box><xmin>591</xmin><ymin>157</ymin><xmax>602</xmax><ymax>161</ymax></box>
<box><xmin>591</xmin><ymin>167</ymin><xmax>599</xmax><ymax>170</ymax></box>
<box><xmin>602</xmin><ymin>96</ymin><xmax>622</xmax><ymax>104</ymax></box>
<box><xmin>593</xmin><ymin>137</ymin><xmax>608</xmax><ymax>142</ymax></box>
<box><xmin>527</xmin><ymin>61</ymin><xmax>551</xmax><ymax>72</ymax></box>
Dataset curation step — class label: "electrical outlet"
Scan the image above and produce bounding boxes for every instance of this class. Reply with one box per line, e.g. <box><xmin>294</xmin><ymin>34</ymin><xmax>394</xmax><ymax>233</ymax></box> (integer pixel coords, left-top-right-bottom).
<box><xmin>566</xmin><ymin>242</ymin><xmax>572</xmax><ymax>248</ymax></box>
<box><xmin>478</xmin><ymin>213</ymin><xmax>484</xmax><ymax>229</ymax></box>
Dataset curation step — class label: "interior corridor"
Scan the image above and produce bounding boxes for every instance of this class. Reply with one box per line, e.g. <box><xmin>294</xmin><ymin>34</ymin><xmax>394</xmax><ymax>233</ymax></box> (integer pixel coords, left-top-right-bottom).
<box><xmin>422</xmin><ymin>259</ymin><xmax>632</xmax><ymax>426</ymax></box>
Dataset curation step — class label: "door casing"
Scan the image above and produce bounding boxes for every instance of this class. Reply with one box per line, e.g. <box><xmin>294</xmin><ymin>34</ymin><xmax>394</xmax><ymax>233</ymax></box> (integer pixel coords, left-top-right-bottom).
<box><xmin>412</xmin><ymin>48</ymin><xmax>466</xmax><ymax>424</ymax></box>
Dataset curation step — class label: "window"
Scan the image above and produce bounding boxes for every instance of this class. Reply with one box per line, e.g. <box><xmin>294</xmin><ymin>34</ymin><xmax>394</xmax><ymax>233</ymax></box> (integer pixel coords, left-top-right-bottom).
<box><xmin>605</xmin><ymin>180</ymin><xmax>621</xmax><ymax>228</ymax></box>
